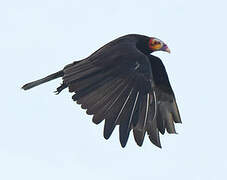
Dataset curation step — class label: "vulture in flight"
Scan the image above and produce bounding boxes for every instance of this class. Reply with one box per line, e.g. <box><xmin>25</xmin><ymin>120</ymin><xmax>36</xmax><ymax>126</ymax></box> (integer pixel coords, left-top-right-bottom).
<box><xmin>22</xmin><ymin>34</ymin><xmax>181</xmax><ymax>148</ymax></box>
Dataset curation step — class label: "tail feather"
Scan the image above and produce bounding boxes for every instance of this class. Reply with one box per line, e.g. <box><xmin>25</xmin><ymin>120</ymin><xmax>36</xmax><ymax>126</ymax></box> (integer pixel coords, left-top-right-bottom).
<box><xmin>22</xmin><ymin>70</ymin><xmax>64</xmax><ymax>90</ymax></box>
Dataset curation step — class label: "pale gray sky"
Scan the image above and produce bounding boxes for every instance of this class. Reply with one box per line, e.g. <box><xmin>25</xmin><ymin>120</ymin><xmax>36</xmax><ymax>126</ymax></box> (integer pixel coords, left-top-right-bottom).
<box><xmin>1</xmin><ymin>0</ymin><xmax>227</xmax><ymax>179</ymax></box>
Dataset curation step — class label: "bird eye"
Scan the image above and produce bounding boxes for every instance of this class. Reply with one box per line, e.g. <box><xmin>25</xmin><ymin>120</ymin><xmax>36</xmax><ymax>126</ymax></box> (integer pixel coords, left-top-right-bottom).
<box><xmin>153</xmin><ymin>40</ymin><xmax>160</xmax><ymax>45</ymax></box>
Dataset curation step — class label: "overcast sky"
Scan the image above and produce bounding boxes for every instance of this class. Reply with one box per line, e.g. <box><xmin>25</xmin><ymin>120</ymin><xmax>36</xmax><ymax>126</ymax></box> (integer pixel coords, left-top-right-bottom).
<box><xmin>1</xmin><ymin>0</ymin><xmax>227</xmax><ymax>179</ymax></box>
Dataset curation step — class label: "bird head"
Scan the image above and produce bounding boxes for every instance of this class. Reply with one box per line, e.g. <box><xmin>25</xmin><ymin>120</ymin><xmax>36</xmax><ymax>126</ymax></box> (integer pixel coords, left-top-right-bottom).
<box><xmin>148</xmin><ymin>37</ymin><xmax>170</xmax><ymax>53</ymax></box>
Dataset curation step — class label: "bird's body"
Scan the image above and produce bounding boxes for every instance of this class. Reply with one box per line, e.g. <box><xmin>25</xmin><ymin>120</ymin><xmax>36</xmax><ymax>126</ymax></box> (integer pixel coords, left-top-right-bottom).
<box><xmin>22</xmin><ymin>34</ymin><xmax>181</xmax><ymax>148</ymax></box>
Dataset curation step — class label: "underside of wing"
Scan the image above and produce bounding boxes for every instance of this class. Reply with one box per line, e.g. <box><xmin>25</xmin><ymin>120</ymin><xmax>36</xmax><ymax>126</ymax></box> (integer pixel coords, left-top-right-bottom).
<box><xmin>147</xmin><ymin>55</ymin><xmax>181</xmax><ymax>146</ymax></box>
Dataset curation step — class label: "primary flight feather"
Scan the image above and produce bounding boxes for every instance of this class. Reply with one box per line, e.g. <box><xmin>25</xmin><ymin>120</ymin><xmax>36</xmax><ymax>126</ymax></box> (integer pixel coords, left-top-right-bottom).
<box><xmin>22</xmin><ymin>34</ymin><xmax>181</xmax><ymax>148</ymax></box>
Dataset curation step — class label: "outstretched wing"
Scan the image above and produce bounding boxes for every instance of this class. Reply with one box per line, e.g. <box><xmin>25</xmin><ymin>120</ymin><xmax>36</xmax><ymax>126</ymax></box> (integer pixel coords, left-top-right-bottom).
<box><xmin>147</xmin><ymin>55</ymin><xmax>181</xmax><ymax>147</ymax></box>
<box><xmin>62</xmin><ymin>41</ymin><xmax>157</xmax><ymax>147</ymax></box>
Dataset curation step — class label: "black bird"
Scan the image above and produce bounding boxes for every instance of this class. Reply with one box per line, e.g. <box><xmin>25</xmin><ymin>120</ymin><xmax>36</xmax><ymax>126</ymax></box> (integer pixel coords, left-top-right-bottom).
<box><xmin>22</xmin><ymin>34</ymin><xmax>181</xmax><ymax>148</ymax></box>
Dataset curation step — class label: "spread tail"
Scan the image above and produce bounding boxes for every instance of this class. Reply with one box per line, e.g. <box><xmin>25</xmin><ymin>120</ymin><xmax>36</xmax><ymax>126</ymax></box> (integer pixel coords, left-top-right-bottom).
<box><xmin>22</xmin><ymin>70</ymin><xmax>64</xmax><ymax>90</ymax></box>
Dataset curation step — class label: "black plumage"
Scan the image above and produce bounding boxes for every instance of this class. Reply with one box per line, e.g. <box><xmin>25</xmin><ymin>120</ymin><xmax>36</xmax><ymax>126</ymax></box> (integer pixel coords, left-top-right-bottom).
<box><xmin>22</xmin><ymin>34</ymin><xmax>181</xmax><ymax>148</ymax></box>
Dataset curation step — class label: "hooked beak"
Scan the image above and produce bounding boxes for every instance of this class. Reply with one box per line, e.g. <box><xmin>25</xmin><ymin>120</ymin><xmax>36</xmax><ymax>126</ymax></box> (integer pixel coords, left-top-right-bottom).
<box><xmin>161</xmin><ymin>44</ymin><xmax>171</xmax><ymax>53</ymax></box>
<box><xmin>165</xmin><ymin>47</ymin><xmax>171</xmax><ymax>53</ymax></box>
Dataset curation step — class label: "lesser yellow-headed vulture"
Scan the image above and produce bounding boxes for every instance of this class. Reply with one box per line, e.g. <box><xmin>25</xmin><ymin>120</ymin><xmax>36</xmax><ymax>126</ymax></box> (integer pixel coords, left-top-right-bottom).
<box><xmin>22</xmin><ymin>34</ymin><xmax>181</xmax><ymax>148</ymax></box>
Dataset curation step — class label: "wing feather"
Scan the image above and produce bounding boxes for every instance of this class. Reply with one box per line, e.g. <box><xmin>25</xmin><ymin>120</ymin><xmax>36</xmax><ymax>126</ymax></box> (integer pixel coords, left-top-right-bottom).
<box><xmin>133</xmin><ymin>94</ymin><xmax>148</xmax><ymax>146</ymax></box>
